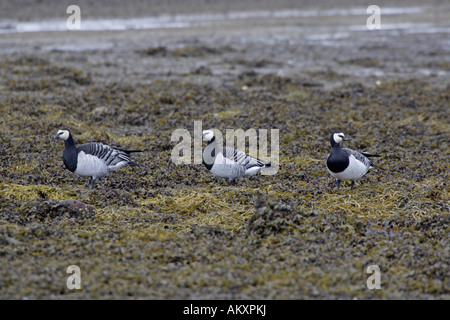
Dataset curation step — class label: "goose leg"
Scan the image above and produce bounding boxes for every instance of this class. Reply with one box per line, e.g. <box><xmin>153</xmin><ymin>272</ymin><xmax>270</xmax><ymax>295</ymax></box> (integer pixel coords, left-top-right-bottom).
<box><xmin>336</xmin><ymin>179</ymin><xmax>341</xmax><ymax>190</ymax></box>
<box><xmin>90</xmin><ymin>177</ymin><xmax>96</xmax><ymax>190</ymax></box>
<box><xmin>350</xmin><ymin>181</ymin><xmax>355</xmax><ymax>190</ymax></box>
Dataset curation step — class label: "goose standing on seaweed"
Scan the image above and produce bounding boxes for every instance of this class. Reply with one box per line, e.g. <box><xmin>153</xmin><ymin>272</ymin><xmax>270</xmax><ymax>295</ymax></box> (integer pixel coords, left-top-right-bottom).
<box><xmin>326</xmin><ymin>131</ymin><xmax>380</xmax><ymax>190</ymax></box>
<box><xmin>201</xmin><ymin>129</ymin><xmax>271</xmax><ymax>185</ymax></box>
<box><xmin>54</xmin><ymin>128</ymin><xmax>141</xmax><ymax>189</ymax></box>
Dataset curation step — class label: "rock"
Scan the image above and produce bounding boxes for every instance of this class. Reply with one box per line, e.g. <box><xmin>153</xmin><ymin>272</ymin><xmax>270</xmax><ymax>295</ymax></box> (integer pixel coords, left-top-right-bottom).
<box><xmin>56</xmin><ymin>199</ymin><xmax>96</xmax><ymax>216</ymax></box>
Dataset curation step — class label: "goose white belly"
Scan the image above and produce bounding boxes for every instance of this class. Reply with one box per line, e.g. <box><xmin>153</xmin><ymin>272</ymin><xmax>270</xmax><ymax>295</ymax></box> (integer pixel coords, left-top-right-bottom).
<box><xmin>244</xmin><ymin>166</ymin><xmax>263</xmax><ymax>176</ymax></box>
<box><xmin>74</xmin><ymin>152</ymin><xmax>109</xmax><ymax>178</ymax></box>
<box><xmin>328</xmin><ymin>154</ymin><xmax>369</xmax><ymax>181</ymax></box>
<box><xmin>210</xmin><ymin>152</ymin><xmax>245</xmax><ymax>179</ymax></box>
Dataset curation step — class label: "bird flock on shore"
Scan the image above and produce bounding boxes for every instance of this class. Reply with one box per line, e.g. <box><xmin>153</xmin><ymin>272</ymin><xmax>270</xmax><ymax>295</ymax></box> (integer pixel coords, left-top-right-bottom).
<box><xmin>54</xmin><ymin>127</ymin><xmax>379</xmax><ymax>190</ymax></box>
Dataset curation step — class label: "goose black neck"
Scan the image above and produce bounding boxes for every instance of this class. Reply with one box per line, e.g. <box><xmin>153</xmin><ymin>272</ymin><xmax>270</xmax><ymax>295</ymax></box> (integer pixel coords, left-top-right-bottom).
<box><xmin>331</xmin><ymin>141</ymin><xmax>340</xmax><ymax>148</ymax></box>
<box><xmin>330</xmin><ymin>134</ymin><xmax>340</xmax><ymax>148</ymax></box>
<box><xmin>65</xmin><ymin>133</ymin><xmax>75</xmax><ymax>148</ymax></box>
<box><xmin>203</xmin><ymin>137</ymin><xmax>216</xmax><ymax>170</ymax></box>
<box><xmin>62</xmin><ymin>133</ymin><xmax>78</xmax><ymax>173</ymax></box>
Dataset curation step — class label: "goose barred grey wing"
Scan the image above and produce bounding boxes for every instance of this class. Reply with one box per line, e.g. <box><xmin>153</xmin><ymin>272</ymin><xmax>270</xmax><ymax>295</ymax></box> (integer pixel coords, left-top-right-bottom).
<box><xmin>342</xmin><ymin>148</ymin><xmax>375</xmax><ymax>168</ymax></box>
<box><xmin>360</xmin><ymin>152</ymin><xmax>381</xmax><ymax>158</ymax></box>
<box><xmin>222</xmin><ymin>147</ymin><xmax>267</xmax><ymax>169</ymax></box>
<box><xmin>77</xmin><ymin>142</ymin><xmax>138</xmax><ymax>167</ymax></box>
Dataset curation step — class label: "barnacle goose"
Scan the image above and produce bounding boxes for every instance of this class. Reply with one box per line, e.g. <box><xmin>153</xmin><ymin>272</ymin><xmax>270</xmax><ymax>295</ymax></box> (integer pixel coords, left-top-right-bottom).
<box><xmin>54</xmin><ymin>128</ymin><xmax>141</xmax><ymax>189</ymax></box>
<box><xmin>201</xmin><ymin>129</ymin><xmax>271</xmax><ymax>185</ymax></box>
<box><xmin>326</xmin><ymin>131</ymin><xmax>380</xmax><ymax>190</ymax></box>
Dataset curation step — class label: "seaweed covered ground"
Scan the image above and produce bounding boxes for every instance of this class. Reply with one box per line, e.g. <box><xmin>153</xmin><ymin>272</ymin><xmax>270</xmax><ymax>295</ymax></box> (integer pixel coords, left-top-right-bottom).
<box><xmin>0</xmin><ymin>1</ymin><xmax>449</xmax><ymax>299</ymax></box>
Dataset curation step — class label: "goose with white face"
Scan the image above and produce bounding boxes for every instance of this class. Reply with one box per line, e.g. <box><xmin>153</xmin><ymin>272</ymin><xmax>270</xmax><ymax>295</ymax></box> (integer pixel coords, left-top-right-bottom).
<box><xmin>54</xmin><ymin>128</ymin><xmax>141</xmax><ymax>189</ymax></box>
<box><xmin>332</xmin><ymin>132</ymin><xmax>348</xmax><ymax>145</ymax></box>
<box><xmin>201</xmin><ymin>129</ymin><xmax>215</xmax><ymax>142</ymax></box>
<box><xmin>54</xmin><ymin>129</ymin><xmax>70</xmax><ymax>141</ymax></box>
<box><xmin>326</xmin><ymin>131</ymin><xmax>379</xmax><ymax>190</ymax></box>
<box><xmin>201</xmin><ymin>128</ymin><xmax>271</xmax><ymax>185</ymax></box>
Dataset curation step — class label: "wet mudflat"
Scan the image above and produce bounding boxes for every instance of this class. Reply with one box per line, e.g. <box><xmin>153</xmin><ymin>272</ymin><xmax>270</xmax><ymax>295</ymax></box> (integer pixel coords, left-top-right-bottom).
<box><xmin>0</xmin><ymin>0</ymin><xmax>449</xmax><ymax>299</ymax></box>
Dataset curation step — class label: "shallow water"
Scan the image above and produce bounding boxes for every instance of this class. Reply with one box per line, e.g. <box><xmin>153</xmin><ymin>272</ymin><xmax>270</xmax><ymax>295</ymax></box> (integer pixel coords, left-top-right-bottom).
<box><xmin>0</xmin><ymin>6</ymin><xmax>434</xmax><ymax>34</ymax></box>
